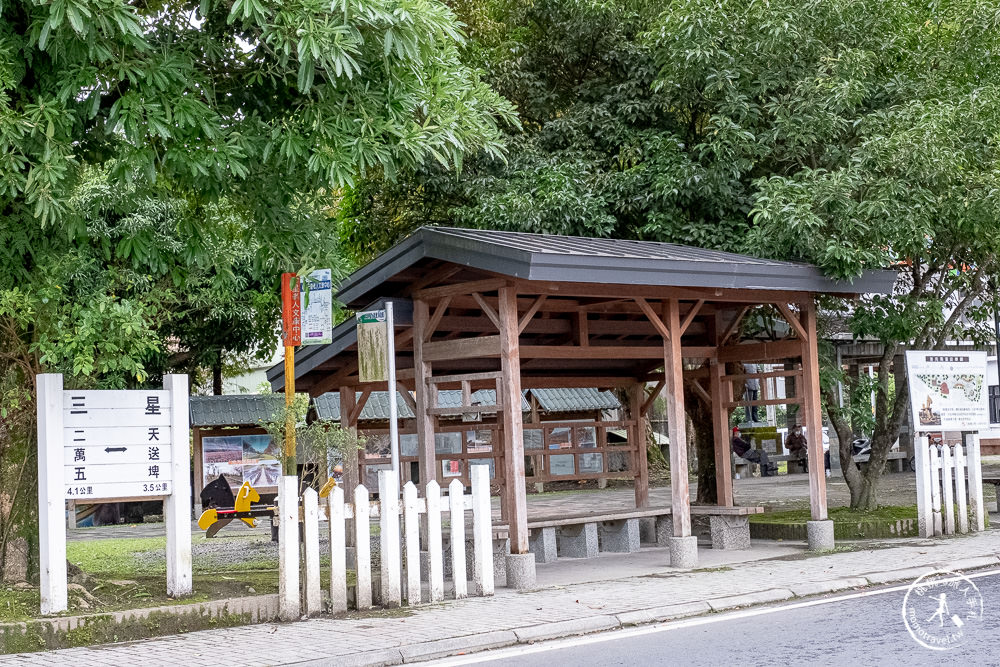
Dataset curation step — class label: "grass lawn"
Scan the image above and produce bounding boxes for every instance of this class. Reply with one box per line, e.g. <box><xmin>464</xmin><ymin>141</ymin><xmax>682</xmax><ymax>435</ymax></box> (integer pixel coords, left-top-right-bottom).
<box><xmin>750</xmin><ymin>505</ymin><xmax>918</xmax><ymax>525</ymax></box>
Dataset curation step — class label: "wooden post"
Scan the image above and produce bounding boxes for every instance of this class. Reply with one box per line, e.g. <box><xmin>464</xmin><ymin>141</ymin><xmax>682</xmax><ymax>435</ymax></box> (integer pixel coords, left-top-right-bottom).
<box><xmin>709</xmin><ymin>358</ymin><xmax>734</xmax><ymax>506</ymax></box>
<box><xmin>800</xmin><ymin>300</ymin><xmax>828</xmax><ymax>521</ymax></box>
<box><xmin>339</xmin><ymin>386</ymin><xmax>358</xmax><ymax>548</ymax></box>
<box><xmin>664</xmin><ymin>299</ymin><xmax>692</xmax><ymax>537</ymax></box>
<box><xmin>413</xmin><ymin>299</ymin><xmax>437</xmax><ymax>489</ymax></box>
<box><xmin>498</xmin><ymin>286</ymin><xmax>529</xmax><ymax>554</ymax></box>
<box><xmin>629</xmin><ymin>384</ymin><xmax>649</xmax><ymax>508</ymax></box>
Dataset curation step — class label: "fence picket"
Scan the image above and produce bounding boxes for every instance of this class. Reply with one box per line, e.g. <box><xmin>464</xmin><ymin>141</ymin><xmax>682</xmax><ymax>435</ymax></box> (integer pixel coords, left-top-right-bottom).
<box><xmin>470</xmin><ymin>465</ymin><xmax>494</xmax><ymax>596</ymax></box>
<box><xmin>915</xmin><ymin>436</ymin><xmax>932</xmax><ymax>537</ymax></box>
<box><xmin>354</xmin><ymin>485</ymin><xmax>372</xmax><ymax>609</ymax></box>
<box><xmin>329</xmin><ymin>488</ymin><xmax>348</xmax><ymax>612</ymax></box>
<box><xmin>941</xmin><ymin>446</ymin><xmax>955</xmax><ymax>535</ymax></box>
<box><xmin>303</xmin><ymin>488</ymin><xmax>322</xmax><ymax>615</ymax></box>
<box><xmin>968</xmin><ymin>433</ymin><xmax>985</xmax><ymax>531</ymax></box>
<box><xmin>403</xmin><ymin>482</ymin><xmax>421</xmax><ymax>605</ymax></box>
<box><xmin>379</xmin><ymin>472</ymin><xmax>402</xmax><ymax>607</ymax></box>
<box><xmin>449</xmin><ymin>479</ymin><xmax>468</xmax><ymax>600</ymax></box>
<box><xmin>426</xmin><ymin>481</ymin><xmax>444</xmax><ymax>602</ymax></box>
<box><xmin>954</xmin><ymin>444</ymin><xmax>969</xmax><ymax>534</ymax></box>
<box><xmin>929</xmin><ymin>445</ymin><xmax>942</xmax><ymax>536</ymax></box>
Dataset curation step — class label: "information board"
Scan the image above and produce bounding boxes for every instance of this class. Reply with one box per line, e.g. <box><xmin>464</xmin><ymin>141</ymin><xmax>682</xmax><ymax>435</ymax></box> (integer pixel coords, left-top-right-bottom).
<box><xmin>300</xmin><ymin>269</ymin><xmax>333</xmax><ymax>345</ymax></box>
<box><xmin>905</xmin><ymin>351</ymin><xmax>989</xmax><ymax>432</ymax></box>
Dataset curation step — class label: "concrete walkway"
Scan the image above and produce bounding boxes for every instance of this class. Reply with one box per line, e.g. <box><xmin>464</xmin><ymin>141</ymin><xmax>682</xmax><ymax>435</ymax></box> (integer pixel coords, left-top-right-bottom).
<box><xmin>8</xmin><ymin>526</ymin><xmax>1000</xmax><ymax>666</ymax></box>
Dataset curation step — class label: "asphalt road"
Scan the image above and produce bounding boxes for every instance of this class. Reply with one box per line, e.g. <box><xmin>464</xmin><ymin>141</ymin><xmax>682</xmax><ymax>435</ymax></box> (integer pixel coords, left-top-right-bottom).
<box><xmin>441</xmin><ymin>569</ymin><xmax>1000</xmax><ymax>667</ymax></box>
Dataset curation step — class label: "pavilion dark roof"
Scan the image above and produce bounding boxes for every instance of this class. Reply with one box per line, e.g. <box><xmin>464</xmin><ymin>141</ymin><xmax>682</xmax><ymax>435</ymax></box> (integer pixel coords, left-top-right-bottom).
<box><xmin>337</xmin><ymin>226</ymin><xmax>897</xmax><ymax>307</ymax></box>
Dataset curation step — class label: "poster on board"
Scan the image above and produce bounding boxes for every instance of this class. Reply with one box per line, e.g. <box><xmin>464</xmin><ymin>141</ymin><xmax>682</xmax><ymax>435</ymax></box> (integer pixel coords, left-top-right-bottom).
<box><xmin>300</xmin><ymin>269</ymin><xmax>333</xmax><ymax>346</ymax></box>
<box><xmin>905</xmin><ymin>351</ymin><xmax>989</xmax><ymax>432</ymax></box>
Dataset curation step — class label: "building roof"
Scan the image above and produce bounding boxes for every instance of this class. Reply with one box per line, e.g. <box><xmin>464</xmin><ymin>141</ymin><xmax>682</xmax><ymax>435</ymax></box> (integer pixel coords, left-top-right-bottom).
<box><xmin>530</xmin><ymin>388</ymin><xmax>620</xmax><ymax>412</ymax></box>
<box><xmin>337</xmin><ymin>226</ymin><xmax>897</xmax><ymax>307</ymax></box>
<box><xmin>190</xmin><ymin>394</ymin><xmax>306</xmax><ymax>427</ymax></box>
<box><xmin>311</xmin><ymin>389</ymin><xmax>616</xmax><ymax>421</ymax></box>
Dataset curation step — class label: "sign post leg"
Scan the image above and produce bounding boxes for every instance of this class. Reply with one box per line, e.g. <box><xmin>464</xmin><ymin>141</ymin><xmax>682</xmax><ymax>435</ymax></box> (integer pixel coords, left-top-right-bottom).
<box><xmin>37</xmin><ymin>373</ymin><xmax>67</xmax><ymax>615</ymax></box>
<box><xmin>164</xmin><ymin>374</ymin><xmax>192</xmax><ymax>597</ymax></box>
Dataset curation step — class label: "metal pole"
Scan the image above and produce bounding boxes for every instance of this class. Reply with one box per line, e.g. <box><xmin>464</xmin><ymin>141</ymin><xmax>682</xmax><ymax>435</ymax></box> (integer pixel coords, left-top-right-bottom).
<box><xmin>387</xmin><ymin>301</ymin><xmax>400</xmax><ymax>478</ymax></box>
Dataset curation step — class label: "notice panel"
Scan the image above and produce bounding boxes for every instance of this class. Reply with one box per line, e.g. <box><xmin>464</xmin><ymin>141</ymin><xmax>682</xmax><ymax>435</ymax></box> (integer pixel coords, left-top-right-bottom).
<box><xmin>905</xmin><ymin>351</ymin><xmax>989</xmax><ymax>432</ymax></box>
<box><xmin>64</xmin><ymin>425</ymin><xmax>170</xmax><ymax>446</ymax></box>
<box><xmin>63</xmin><ymin>444</ymin><xmax>171</xmax><ymax>466</ymax></box>
<box><xmin>65</xmin><ymin>481</ymin><xmax>171</xmax><ymax>500</ymax></box>
<box><xmin>63</xmin><ymin>391</ymin><xmax>171</xmax><ymax>411</ymax></box>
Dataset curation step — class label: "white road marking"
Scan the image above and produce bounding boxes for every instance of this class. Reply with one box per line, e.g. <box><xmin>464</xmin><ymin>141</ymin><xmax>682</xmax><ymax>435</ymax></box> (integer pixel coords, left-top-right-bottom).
<box><xmin>429</xmin><ymin>568</ymin><xmax>1000</xmax><ymax>665</ymax></box>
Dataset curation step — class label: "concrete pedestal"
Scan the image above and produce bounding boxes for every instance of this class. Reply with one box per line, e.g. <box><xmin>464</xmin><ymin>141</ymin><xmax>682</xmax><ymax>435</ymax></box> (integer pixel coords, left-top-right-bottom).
<box><xmin>529</xmin><ymin>527</ymin><xmax>558</xmax><ymax>563</ymax></box>
<box><xmin>599</xmin><ymin>519</ymin><xmax>640</xmax><ymax>553</ymax></box>
<box><xmin>505</xmin><ymin>553</ymin><xmax>536</xmax><ymax>590</ymax></box>
<box><xmin>709</xmin><ymin>515</ymin><xmax>751</xmax><ymax>550</ymax></box>
<box><xmin>807</xmin><ymin>520</ymin><xmax>835</xmax><ymax>552</ymax></box>
<box><xmin>654</xmin><ymin>516</ymin><xmax>673</xmax><ymax>547</ymax></box>
<box><xmin>668</xmin><ymin>535</ymin><xmax>698</xmax><ymax>569</ymax></box>
<box><xmin>557</xmin><ymin>523</ymin><xmax>599</xmax><ymax>558</ymax></box>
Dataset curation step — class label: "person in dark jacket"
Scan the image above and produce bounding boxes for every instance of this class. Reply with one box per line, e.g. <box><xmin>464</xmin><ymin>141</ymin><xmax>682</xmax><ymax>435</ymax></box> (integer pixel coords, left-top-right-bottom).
<box><xmin>732</xmin><ymin>426</ymin><xmax>776</xmax><ymax>477</ymax></box>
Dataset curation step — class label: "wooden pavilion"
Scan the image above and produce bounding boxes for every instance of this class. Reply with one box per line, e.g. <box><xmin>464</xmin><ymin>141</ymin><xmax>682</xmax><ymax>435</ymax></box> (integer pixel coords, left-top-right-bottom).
<box><xmin>269</xmin><ymin>227</ymin><xmax>895</xmax><ymax>580</ymax></box>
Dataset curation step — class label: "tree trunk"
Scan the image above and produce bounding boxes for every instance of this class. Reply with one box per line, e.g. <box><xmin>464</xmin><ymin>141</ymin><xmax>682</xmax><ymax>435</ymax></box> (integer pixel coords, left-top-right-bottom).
<box><xmin>212</xmin><ymin>354</ymin><xmax>223</xmax><ymax>395</ymax></box>
<box><xmin>685</xmin><ymin>385</ymin><xmax>717</xmax><ymax>504</ymax></box>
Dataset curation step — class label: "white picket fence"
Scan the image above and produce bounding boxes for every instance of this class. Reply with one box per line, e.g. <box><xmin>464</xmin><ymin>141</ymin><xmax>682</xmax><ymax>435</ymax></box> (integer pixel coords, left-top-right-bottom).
<box><xmin>915</xmin><ymin>433</ymin><xmax>985</xmax><ymax>537</ymax></box>
<box><xmin>296</xmin><ymin>464</ymin><xmax>494</xmax><ymax>615</ymax></box>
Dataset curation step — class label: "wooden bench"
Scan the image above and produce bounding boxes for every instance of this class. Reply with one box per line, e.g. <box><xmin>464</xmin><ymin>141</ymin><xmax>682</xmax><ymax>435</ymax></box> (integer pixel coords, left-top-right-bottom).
<box><xmin>852</xmin><ymin>450</ymin><xmax>909</xmax><ymax>472</ymax></box>
<box><xmin>733</xmin><ymin>451</ymin><xmax>789</xmax><ymax>477</ymax></box>
<box><xmin>984</xmin><ymin>477</ymin><xmax>1000</xmax><ymax>512</ymax></box>
<box><xmin>496</xmin><ymin>504</ymin><xmax>764</xmax><ymax>563</ymax></box>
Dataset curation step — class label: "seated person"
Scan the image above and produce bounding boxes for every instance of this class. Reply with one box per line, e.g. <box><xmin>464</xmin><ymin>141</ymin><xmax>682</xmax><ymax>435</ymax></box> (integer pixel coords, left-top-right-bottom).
<box><xmin>732</xmin><ymin>426</ymin><xmax>777</xmax><ymax>477</ymax></box>
<box><xmin>786</xmin><ymin>425</ymin><xmax>808</xmax><ymax>469</ymax></box>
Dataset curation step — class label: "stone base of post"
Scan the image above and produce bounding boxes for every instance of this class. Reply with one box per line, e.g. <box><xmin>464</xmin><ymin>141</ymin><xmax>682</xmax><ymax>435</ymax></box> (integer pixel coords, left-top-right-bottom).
<box><xmin>505</xmin><ymin>553</ymin><xmax>536</xmax><ymax>590</ymax></box>
<box><xmin>807</xmin><ymin>520</ymin><xmax>835</xmax><ymax>552</ymax></box>
<box><xmin>668</xmin><ymin>535</ymin><xmax>698</xmax><ymax>569</ymax></box>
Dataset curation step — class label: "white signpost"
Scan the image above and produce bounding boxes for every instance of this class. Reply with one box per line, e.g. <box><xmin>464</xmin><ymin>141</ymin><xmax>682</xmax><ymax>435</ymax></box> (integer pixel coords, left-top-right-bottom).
<box><xmin>905</xmin><ymin>351</ymin><xmax>988</xmax><ymax>538</ymax></box>
<box><xmin>37</xmin><ymin>374</ymin><xmax>192</xmax><ymax>614</ymax></box>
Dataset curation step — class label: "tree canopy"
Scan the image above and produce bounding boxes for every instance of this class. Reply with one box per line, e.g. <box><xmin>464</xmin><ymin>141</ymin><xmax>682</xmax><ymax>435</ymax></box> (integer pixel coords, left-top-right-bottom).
<box><xmin>0</xmin><ymin>0</ymin><xmax>514</xmax><ymax>580</ymax></box>
<box><xmin>341</xmin><ymin>0</ymin><xmax>1000</xmax><ymax>508</ymax></box>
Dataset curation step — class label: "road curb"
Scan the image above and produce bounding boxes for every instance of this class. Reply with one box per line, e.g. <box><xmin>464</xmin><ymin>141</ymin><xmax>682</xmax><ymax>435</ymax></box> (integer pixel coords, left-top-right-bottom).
<box><xmin>788</xmin><ymin>577</ymin><xmax>869</xmax><ymax>597</ymax></box>
<box><xmin>706</xmin><ymin>588</ymin><xmax>795</xmax><ymax>612</ymax></box>
<box><xmin>513</xmin><ymin>615</ymin><xmax>620</xmax><ymax>643</ymax></box>
<box><xmin>615</xmin><ymin>601</ymin><xmax>711</xmax><ymax>626</ymax></box>
<box><xmin>400</xmin><ymin>631</ymin><xmax>519</xmax><ymax>663</ymax></box>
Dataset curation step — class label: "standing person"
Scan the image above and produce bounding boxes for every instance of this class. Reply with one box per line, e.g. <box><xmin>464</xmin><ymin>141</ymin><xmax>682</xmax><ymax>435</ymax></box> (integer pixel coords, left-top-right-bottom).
<box><xmin>744</xmin><ymin>363</ymin><xmax>761</xmax><ymax>422</ymax></box>
<box><xmin>731</xmin><ymin>426</ymin><xmax>776</xmax><ymax>477</ymax></box>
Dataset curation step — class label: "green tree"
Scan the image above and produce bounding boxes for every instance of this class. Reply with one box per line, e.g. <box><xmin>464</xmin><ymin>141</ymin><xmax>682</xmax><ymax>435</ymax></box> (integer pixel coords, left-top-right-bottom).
<box><xmin>0</xmin><ymin>0</ymin><xmax>514</xmax><ymax>582</ymax></box>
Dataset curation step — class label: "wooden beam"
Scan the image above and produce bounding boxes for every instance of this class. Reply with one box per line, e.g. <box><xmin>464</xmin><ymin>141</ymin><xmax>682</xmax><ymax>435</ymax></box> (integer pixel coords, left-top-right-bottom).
<box><xmin>414</xmin><ymin>278</ymin><xmax>508</xmax><ymax>301</ymax></box>
<box><xmin>348</xmin><ymin>389</ymin><xmax>371</xmax><ymax>426</ymax></box>
<box><xmin>708</xmin><ymin>357</ymin><xmax>734</xmax><ymax>507</ymax></box>
<box><xmin>396</xmin><ymin>382</ymin><xmax>417</xmax><ymax>413</ymax></box>
<box><xmin>471</xmin><ymin>292</ymin><xmax>501</xmax><ymax>331</ymax></box>
<box><xmin>716</xmin><ymin>340</ymin><xmax>803</xmax><ymax>363</ymax></box>
<box><xmin>634</xmin><ymin>297</ymin><xmax>670</xmax><ymax>340</ymax></box>
<box><xmin>412</xmin><ymin>300</ymin><xmax>437</xmax><ymax>487</ymax></box>
<box><xmin>724</xmin><ymin>369</ymin><xmax>801</xmax><ymax>382</ymax></box>
<box><xmin>719</xmin><ymin>306</ymin><xmax>749</xmax><ymax>346</ymax></box>
<box><xmin>800</xmin><ymin>300</ymin><xmax>828</xmax><ymax>522</ymax></box>
<box><xmin>427</xmin><ymin>371</ymin><xmax>503</xmax><ymax>385</ymax></box>
<box><xmin>723</xmin><ymin>396</ymin><xmax>802</xmax><ymax>409</ymax></box>
<box><xmin>405</xmin><ymin>264</ymin><xmax>461</xmax><ymax>295</ymax></box>
<box><xmin>512</xmin><ymin>279</ymin><xmax>813</xmax><ymax>304</ymax></box>
<box><xmin>686</xmin><ymin>378</ymin><xmax>712</xmax><ymax>407</ymax></box>
<box><xmin>518</xmin><ymin>295</ymin><xmax>547</xmax><ymax>333</ymax></box>
<box><xmin>639</xmin><ymin>381</ymin><xmax>663</xmax><ymax>416</ymax></box>
<box><xmin>424</xmin><ymin>296</ymin><xmax>451</xmax><ymax>342</ymax></box>
<box><xmin>306</xmin><ymin>360</ymin><xmax>359</xmax><ymax>397</ymax></box>
<box><xmin>629</xmin><ymin>384</ymin><xmax>649</xmax><ymax>508</ymax></box>
<box><xmin>664</xmin><ymin>299</ymin><xmax>692</xmax><ymax>538</ymax></box>
<box><xmin>774</xmin><ymin>302</ymin><xmax>808</xmax><ymax>341</ymax></box>
<box><xmin>423</xmin><ymin>335</ymin><xmax>501</xmax><ymax>362</ymax></box>
<box><xmin>339</xmin><ymin>386</ymin><xmax>360</xmax><ymax>508</ymax></box>
<box><xmin>679</xmin><ymin>299</ymin><xmax>705</xmax><ymax>335</ymax></box>
<box><xmin>518</xmin><ymin>345</ymin><xmax>715</xmax><ymax>359</ymax></box>
<box><xmin>576</xmin><ymin>311</ymin><xmax>589</xmax><ymax>347</ymax></box>
<box><xmin>498</xmin><ymin>286</ymin><xmax>529</xmax><ymax>555</ymax></box>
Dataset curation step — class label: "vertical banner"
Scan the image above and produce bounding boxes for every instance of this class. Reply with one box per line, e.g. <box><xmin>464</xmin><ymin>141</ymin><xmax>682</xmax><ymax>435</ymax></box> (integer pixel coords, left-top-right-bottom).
<box><xmin>300</xmin><ymin>269</ymin><xmax>333</xmax><ymax>346</ymax></box>
<box><xmin>357</xmin><ymin>309</ymin><xmax>388</xmax><ymax>382</ymax></box>
<box><xmin>281</xmin><ymin>273</ymin><xmax>302</xmax><ymax>347</ymax></box>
